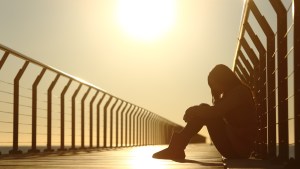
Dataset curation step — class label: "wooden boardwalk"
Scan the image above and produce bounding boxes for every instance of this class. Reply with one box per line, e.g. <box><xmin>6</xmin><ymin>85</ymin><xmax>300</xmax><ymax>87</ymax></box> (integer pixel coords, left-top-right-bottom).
<box><xmin>0</xmin><ymin>144</ymin><xmax>224</xmax><ymax>169</ymax></box>
<box><xmin>0</xmin><ymin>144</ymin><xmax>284</xmax><ymax>169</ymax></box>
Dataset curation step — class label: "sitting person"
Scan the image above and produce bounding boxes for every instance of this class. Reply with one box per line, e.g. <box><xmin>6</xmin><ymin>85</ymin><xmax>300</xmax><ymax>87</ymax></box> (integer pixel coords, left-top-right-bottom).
<box><xmin>153</xmin><ymin>64</ymin><xmax>257</xmax><ymax>160</ymax></box>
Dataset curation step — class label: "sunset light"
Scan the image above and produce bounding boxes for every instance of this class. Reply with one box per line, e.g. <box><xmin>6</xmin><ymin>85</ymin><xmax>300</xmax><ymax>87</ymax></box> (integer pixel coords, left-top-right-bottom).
<box><xmin>1</xmin><ymin>0</ymin><xmax>298</xmax><ymax>168</ymax></box>
<box><xmin>117</xmin><ymin>0</ymin><xmax>176</xmax><ymax>41</ymax></box>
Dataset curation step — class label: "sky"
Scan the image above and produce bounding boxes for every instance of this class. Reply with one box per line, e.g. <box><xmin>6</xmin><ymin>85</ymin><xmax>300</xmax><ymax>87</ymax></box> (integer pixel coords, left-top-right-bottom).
<box><xmin>0</xmin><ymin>0</ymin><xmax>246</xmax><ymax>140</ymax></box>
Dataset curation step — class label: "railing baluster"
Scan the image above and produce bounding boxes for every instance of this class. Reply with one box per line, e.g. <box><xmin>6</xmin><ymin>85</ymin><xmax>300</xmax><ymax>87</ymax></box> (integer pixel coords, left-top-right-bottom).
<box><xmin>132</xmin><ymin>107</ymin><xmax>140</xmax><ymax>146</ymax></box>
<box><xmin>139</xmin><ymin>109</ymin><xmax>147</xmax><ymax>146</ymax></box>
<box><xmin>58</xmin><ymin>79</ymin><xmax>72</xmax><ymax>151</ymax></box>
<box><xmin>120</xmin><ymin>103</ymin><xmax>129</xmax><ymax>147</ymax></box>
<box><xmin>70</xmin><ymin>84</ymin><xmax>82</xmax><ymax>150</ymax></box>
<box><xmin>81</xmin><ymin>87</ymin><xmax>91</xmax><ymax>149</ymax></box>
<box><xmin>144</xmin><ymin>111</ymin><xmax>150</xmax><ymax>145</ymax></box>
<box><xmin>90</xmin><ymin>91</ymin><xmax>99</xmax><ymax>148</ymax></box>
<box><xmin>123</xmin><ymin>104</ymin><xmax>132</xmax><ymax>147</ymax></box>
<box><xmin>110</xmin><ymin>99</ymin><xmax>118</xmax><ymax>148</ymax></box>
<box><xmin>103</xmin><ymin>96</ymin><xmax>112</xmax><ymax>148</ymax></box>
<box><xmin>147</xmin><ymin>112</ymin><xmax>152</xmax><ymax>144</ymax></box>
<box><xmin>115</xmin><ymin>101</ymin><xmax>124</xmax><ymax>147</ymax></box>
<box><xmin>0</xmin><ymin>52</ymin><xmax>9</xmax><ymax>70</ymax></box>
<box><xmin>249</xmin><ymin>0</ymin><xmax>275</xmax><ymax>158</ymax></box>
<box><xmin>96</xmin><ymin>93</ymin><xmax>106</xmax><ymax>148</ymax></box>
<box><xmin>270</xmin><ymin>0</ymin><xmax>289</xmax><ymax>161</ymax></box>
<box><xmin>294</xmin><ymin>0</ymin><xmax>300</xmax><ymax>161</ymax></box>
<box><xmin>127</xmin><ymin>106</ymin><xmax>136</xmax><ymax>147</ymax></box>
<box><xmin>136</xmin><ymin>108</ymin><xmax>142</xmax><ymax>146</ymax></box>
<box><xmin>29</xmin><ymin>68</ymin><xmax>46</xmax><ymax>153</ymax></box>
<box><xmin>10</xmin><ymin>61</ymin><xmax>29</xmax><ymax>154</ymax></box>
<box><xmin>45</xmin><ymin>74</ymin><xmax>60</xmax><ymax>152</ymax></box>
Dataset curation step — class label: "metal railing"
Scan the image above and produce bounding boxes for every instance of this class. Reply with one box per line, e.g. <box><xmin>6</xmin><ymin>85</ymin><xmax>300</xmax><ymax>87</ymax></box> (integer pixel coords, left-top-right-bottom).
<box><xmin>0</xmin><ymin>43</ymin><xmax>182</xmax><ymax>155</ymax></box>
<box><xmin>232</xmin><ymin>0</ymin><xmax>299</xmax><ymax>163</ymax></box>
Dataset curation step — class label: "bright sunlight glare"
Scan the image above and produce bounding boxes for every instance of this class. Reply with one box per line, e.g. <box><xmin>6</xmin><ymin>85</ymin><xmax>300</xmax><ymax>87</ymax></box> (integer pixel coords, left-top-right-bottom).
<box><xmin>117</xmin><ymin>0</ymin><xmax>176</xmax><ymax>41</ymax></box>
<box><xmin>128</xmin><ymin>146</ymin><xmax>168</xmax><ymax>169</ymax></box>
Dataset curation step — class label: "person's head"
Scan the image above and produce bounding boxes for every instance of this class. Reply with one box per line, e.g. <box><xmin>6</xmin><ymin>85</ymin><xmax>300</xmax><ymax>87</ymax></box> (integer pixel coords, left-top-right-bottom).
<box><xmin>208</xmin><ymin>64</ymin><xmax>241</xmax><ymax>94</ymax></box>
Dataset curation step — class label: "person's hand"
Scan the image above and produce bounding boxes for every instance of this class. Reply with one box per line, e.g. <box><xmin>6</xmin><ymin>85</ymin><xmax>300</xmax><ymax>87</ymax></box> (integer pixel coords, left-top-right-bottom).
<box><xmin>183</xmin><ymin>103</ymin><xmax>210</xmax><ymax>122</ymax></box>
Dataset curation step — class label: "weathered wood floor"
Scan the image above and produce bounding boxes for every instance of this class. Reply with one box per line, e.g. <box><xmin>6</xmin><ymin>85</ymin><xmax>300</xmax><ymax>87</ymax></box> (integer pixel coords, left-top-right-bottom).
<box><xmin>0</xmin><ymin>144</ymin><xmax>224</xmax><ymax>169</ymax></box>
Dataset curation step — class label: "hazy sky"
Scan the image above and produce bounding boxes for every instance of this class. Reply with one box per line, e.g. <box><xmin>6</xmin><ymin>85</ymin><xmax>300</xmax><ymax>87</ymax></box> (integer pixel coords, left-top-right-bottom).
<box><xmin>0</xmin><ymin>0</ymin><xmax>245</xmax><ymax>139</ymax></box>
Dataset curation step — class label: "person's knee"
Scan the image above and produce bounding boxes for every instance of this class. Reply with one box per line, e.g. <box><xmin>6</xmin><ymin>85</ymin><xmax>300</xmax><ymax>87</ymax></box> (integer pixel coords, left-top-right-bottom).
<box><xmin>187</xmin><ymin>118</ymin><xmax>204</xmax><ymax>127</ymax></box>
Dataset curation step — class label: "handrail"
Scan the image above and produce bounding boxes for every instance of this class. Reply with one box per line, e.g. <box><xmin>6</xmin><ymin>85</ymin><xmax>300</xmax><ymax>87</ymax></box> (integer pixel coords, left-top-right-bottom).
<box><xmin>232</xmin><ymin>0</ymin><xmax>299</xmax><ymax>164</ymax></box>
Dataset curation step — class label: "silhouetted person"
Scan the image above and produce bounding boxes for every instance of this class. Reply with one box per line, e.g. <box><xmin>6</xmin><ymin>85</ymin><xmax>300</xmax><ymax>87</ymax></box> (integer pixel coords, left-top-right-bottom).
<box><xmin>153</xmin><ymin>64</ymin><xmax>257</xmax><ymax>160</ymax></box>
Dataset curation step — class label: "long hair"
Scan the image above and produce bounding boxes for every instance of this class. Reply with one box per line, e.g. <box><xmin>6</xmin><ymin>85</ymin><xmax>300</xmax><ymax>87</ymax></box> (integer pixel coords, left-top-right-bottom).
<box><xmin>208</xmin><ymin>64</ymin><xmax>242</xmax><ymax>104</ymax></box>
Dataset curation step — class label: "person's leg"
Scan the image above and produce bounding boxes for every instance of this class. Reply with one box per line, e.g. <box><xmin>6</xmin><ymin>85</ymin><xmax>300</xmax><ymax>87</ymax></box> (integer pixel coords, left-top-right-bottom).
<box><xmin>178</xmin><ymin>119</ymin><xmax>204</xmax><ymax>140</ymax></box>
<box><xmin>152</xmin><ymin>119</ymin><xmax>203</xmax><ymax>159</ymax></box>
<box><xmin>206</xmin><ymin>118</ymin><xmax>239</xmax><ymax>159</ymax></box>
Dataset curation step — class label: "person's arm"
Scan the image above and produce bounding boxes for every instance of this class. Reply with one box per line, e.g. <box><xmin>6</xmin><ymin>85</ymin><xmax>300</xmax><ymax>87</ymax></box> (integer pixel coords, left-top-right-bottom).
<box><xmin>184</xmin><ymin>85</ymin><xmax>246</xmax><ymax>121</ymax></box>
<box><xmin>211</xmin><ymin>88</ymin><xmax>221</xmax><ymax>105</ymax></box>
<box><xmin>183</xmin><ymin>103</ymin><xmax>211</xmax><ymax>122</ymax></box>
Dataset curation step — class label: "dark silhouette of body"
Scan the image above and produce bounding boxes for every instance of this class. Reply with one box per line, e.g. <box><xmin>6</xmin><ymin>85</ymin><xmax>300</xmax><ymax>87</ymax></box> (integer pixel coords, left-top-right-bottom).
<box><xmin>153</xmin><ymin>64</ymin><xmax>257</xmax><ymax>160</ymax></box>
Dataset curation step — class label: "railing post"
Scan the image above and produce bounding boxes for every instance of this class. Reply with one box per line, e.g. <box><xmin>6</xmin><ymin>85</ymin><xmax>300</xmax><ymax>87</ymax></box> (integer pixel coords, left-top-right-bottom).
<box><xmin>125</xmin><ymin>105</ymin><xmax>134</xmax><ymax>147</ymax></box>
<box><xmin>10</xmin><ymin>61</ymin><xmax>29</xmax><ymax>154</ymax></box>
<box><xmin>151</xmin><ymin>113</ymin><xmax>157</xmax><ymax>145</ymax></box>
<box><xmin>132</xmin><ymin>107</ymin><xmax>140</xmax><ymax>146</ymax></box>
<box><xmin>110</xmin><ymin>99</ymin><xmax>118</xmax><ymax>148</ymax></box>
<box><xmin>250</xmin><ymin>0</ymin><xmax>276</xmax><ymax>158</ymax></box>
<box><xmin>0</xmin><ymin>52</ymin><xmax>9</xmax><ymax>70</ymax></box>
<box><xmin>96</xmin><ymin>94</ymin><xmax>106</xmax><ymax>148</ymax></box>
<box><xmin>270</xmin><ymin>0</ymin><xmax>289</xmax><ymax>161</ymax></box>
<box><xmin>90</xmin><ymin>91</ymin><xmax>99</xmax><ymax>148</ymax></box>
<box><xmin>157</xmin><ymin>116</ymin><xmax>161</xmax><ymax>145</ymax></box>
<box><xmin>136</xmin><ymin>108</ymin><xmax>143</xmax><ymax>146</ymax></box>
<box><xmin>294</xmin><ymin>0</ymin><xmax>300</xmax><ymax>161</ymax></box>
<box><xmin>161</xmin><ymin>120</ymin><xmax>165</xmax><ymax>144</ymax></box>
<box><xmin>127</xmin><ymin>106</ymin><xmax>135</xmax><ymax>146</ymax></box>
<box><xmin>152</xmin><ymin>115</ymin><xmax>157</xmax><ymax>145</ymax></box>
<box><xmin>235</xmin><ymin>67</ymin><xmax>248</xmax><ymax>84</ymax></box>
<box><xmin>45</xmin><ymin>74</ymin><xmax>60</xmax><ymax>152</ymax></box>
<box><xmin>58</xmin><ymin>79</ymin><xmax>72</xmax><ymax>151</ymax></box>
<box><xmin>156</xmin><ymin>117</ymin><xmax>160</xmax><ymax>144</ymax></box>
<box><xmin>149</xmin><ymin>113</ymin><xmax>154</xmax><ymax>145</ymax></box>
<box><xmin>121</xmin><ymin>103</ymin><xmax>132</xmax><ymax>147</ymax></box>
<box><xmin>244</xmin><ymin>21</ymin><xmax>267</xmax><ymax>158</ymax></box>
<box><xmin>115</xmin><ymin>101</ymin><xmax>124</xmax><ymax>147</ymax></box>
<box><xmin>244</xmin><ymin>22</ymin><xmax>267</xmax><ymax>156</ymax></box>
<box><xmin>138</xmin><ymin>110</ymin><xmax>145</xmax><ymax>146</ymax></box>
<box><xmin>70</xmin><ymin>84</ymin><xmax>82</xmax><ymax>150</ymax></box>
<box><xmin>145</xmin><ymin>111</ymin><xmax>151</xmax><ymax>145</ymax></box>
<box><xmin>163</xmin><ymin>120</ymin><xmax>167</xmax><ymax>144</ymax></box>
<box><xmin>140</xmin><ymin>110</ymin><xmax>145</xmax><ymax>146</ymax></box>
<box><xmin>238</xmin><ymin>51</ymin><xmax>254</xmax><ymax>78</ymax></box>
<box><xmin>236</xmin><ymin>59</ymin><xmax>251</xmax><ymax>83</ymax></box>
<box><xmin>0</xmin><ymin>52</ymin><xmax>7</xmax><ymax>153</ymax></box>
<box><xmin>166</xmin><ymin>125</ymin><xmax>171</xmax><ymax>144</ymax></box>
<box><xmin>103</xmin><ymin>96</ymin><xmax>112</xmax><ymax>148</ymax></box>
<box><xmin>121</xmin><ymin>103</ymin><xmax>129</xmax><ymax>147</ymax></box>
<box><xmin>28</xmin><ymin>68</ymin><xmax>46</xmax><ymax>153</ymax></box>
<box><xmin>81</xmin><ymin>87</ymin><xmax>91</xmax><ymax>149</ymax></box>
<box><xmin>129</xmin><ymin>107</ymin><xmax>138</xmax><ymax>146</ymax></box>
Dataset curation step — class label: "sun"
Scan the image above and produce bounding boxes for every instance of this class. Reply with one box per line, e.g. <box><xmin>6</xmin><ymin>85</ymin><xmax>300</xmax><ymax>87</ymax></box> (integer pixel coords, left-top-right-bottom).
<box><xmin>117</xmin><ymin>0</ymin><xmax>176</xmax><ymax>41</ymax></box>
